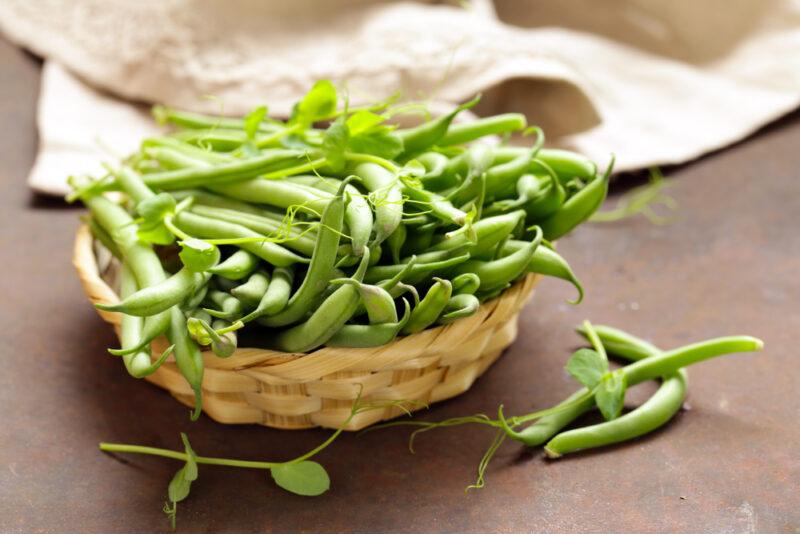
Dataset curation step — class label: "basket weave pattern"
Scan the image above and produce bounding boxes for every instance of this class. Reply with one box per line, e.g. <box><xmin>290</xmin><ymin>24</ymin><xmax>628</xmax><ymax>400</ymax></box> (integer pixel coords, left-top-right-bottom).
<box><xmin>73</xmin><ymin>225</ymin><xmax>540</xmax><ymax>430</ymax></box>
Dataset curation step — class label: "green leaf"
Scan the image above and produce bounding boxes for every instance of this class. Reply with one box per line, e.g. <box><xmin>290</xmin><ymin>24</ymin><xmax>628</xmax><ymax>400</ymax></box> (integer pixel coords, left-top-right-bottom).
<box><xmin>270</xmin><ymin>461</ymin><xmax>330</xmax><ymax>496</ymax></box>
<box><xmin>167</xmin><ymin>465</ymin><xmax>192</xmax><ymax>503</ymax></box>
<box><xmin>179</xmin><ymin>239</ymin><xmax>220</xmax><ymax>272</ymax></box>
<box><xmin>293</xmin><ymin>80</ymin><xmax>337</xmax><ymax>126</ymax></box>
<box><xmin>348</xmin><ymin>129</ymin><xmax>404</xmax><ymax>160</ymax></box>
<box><xmin>180</xmin><ymin>433</ymin><xmax>198</xmax><ymax>481</ymax></box>
<box><xmin>595</xmin><ymin>369</ymin><xmax>627</xmax><ymax>421</ymax></box>
<box><xmin>322</xmin><ymin>117</ymin><xmax>349</xmax><ymax>172</ymax></box>
<box><xmin>137</xmin><ymin>221</ymin><xmax>175</xmax><ymax>245</ymax></box>
<box><xmin>565</xmin><ymin>348</ymin><xmax>608</xmax><ymax>389</ymax></box>
<box><xmin>244</xmin><ymin>105</ymin><xmax>267</xmax><ymax>140</ymax></box>
<box><xmin>346</xmin><ymin>110</ymin><xmax>385</xmax><ymax>136</ymax></box>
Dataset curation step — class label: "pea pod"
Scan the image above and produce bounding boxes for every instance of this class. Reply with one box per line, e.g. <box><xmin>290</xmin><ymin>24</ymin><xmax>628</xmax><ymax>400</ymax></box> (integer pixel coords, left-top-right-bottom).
<box><xmin>272</xmin><ymin>249</ymin><xmax>371</xmax><ymax>352</ymax></box>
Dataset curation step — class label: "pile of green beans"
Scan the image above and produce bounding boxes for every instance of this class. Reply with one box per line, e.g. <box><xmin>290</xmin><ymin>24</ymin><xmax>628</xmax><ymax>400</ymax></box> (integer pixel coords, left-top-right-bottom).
<box><xmin>70</xmin><ymin>82</ymin><xmax>606</xmax><ymax>419</ymax></box>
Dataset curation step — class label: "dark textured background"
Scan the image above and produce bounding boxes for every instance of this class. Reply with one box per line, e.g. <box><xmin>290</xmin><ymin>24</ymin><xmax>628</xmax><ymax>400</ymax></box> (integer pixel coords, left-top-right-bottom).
<box><xmin>0</xmin><ymin>37</ymin><xmax>798</xmax><ymax>533</ymax></box>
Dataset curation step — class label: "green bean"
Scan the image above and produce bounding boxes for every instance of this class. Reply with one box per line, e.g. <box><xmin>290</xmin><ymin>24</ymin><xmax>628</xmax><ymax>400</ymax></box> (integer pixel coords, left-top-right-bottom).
<box><xmin>356</xmin><ymin>162</ymin><xmax>403</xmax><ymax>245</ymax></box>
<box><xmin>539</xmin><ymin>158</ymin><xmax>613</xmax><ymax>240</ymax></box>
<box><xmin>152</xmin><ymin>106</ymin><xmax>282</xmax><ymax>132</ymax></box>
<box><xmin>141</xmin><ymin>137</ymin><xmax>232</xmax><ymax>164</ymax></box>
<box><xmin>483</xmin><ymin>147</ymin><xmax>535</xmax><ymax>200</ymax></box>
<box><xmin>417</xmin><ymin>152</ymin><xmax>450</xmax><ymax>190</ymax></box>
<box><xmin>208</xmin><ymin>179</ymin><xmax>330</xmax><ymax>214</ymax></box>
<box><xmin>545</xmin><ymin>370</ymin><xmax>687</xmax><ymax>458</ymax></box>
<box><xmin>286</xmin><ymin>175</ymin><xmax>373</xmax><ymax>256</ymax></box>
<box><xmin>496</xmin><ymin>240</ymin><xmax>584</xmax><ymax>304</ymax></box>
<box><xmin>171</xmin><ymin>189</ymin><xmax>287</xmax><ymax>221</ymax></box>
<box><xmin>396</xmin><ymin>97</ymin><xmax>477</xmax><ymax>157</ymax></box>
<box><xmin>454</xmin><ymin>227</ymin><xmax>542</xmax><ymax>294</ymax></box>
<box><xmin>207</xmin><ymin>249</ymin><xmax>260</xmax><ymax>280</ymax></box>
<box><xmin>271</xmin><ymin>250</ymin><xmax>371</xmax><ymax>352</ymax></box>
<box><xmin>191</xmin><ymin>205</ymin><xmax>317</xmax><ymax>256</ymax></box>
<box><xmin>514</xmin><ymin>327</ymin><xmax>661</xmax><ymax>447</ymax></box>
<box><xmin>402</xmin><ymin>277</ymin><xmax>452</xmax><ymax>334</ymax></box>
<box><xmin>401</xmin><ymin>181</ymin><xmax>468</xmax><ymax>226</ymax></box>
<box><xmin>536</xmin><ymin>148</ymin><xmax>596</xmax><ymax>183</ymax></box>
<box><xmin>363</xmin><ymin>253</ymin><xmax>470</xmax><ymax>285</ymax></box>
<box><xmin>257</xmin><ymin>179</ymin><xmax>350</xmax><ymax>327</ymax></box>
<box><xmin>187</xmin><ymin>316</ymin><xmax>240</xmax><ymax>358</ymax></box>
<box><xmin>173</xmin><ymin>128</ymin><xmax>253</xmax><ymax>151</ymax></box>
<box><xmin>249</xmin><ymin>267</ymin><xmax>294</xmax><ymax>321</ymax></box>
<box><xmin>332</xmin><ymin>279</ymin><xmax>397</xmax><ymax>324</ymax></box>
<box><xmin>326</xmin><ymin>299</ymin><xmax>412</xmax><ymax>348</ymax></box>
<box><xmin>117</xmin><ymin>166</ymin><xmax>157</xmax><ymax>204</ymax></box>
<box><xmin>437</xmin><ymin>293</ymin><xmax>480</xmax><ymax>324</ymax></box>
<box><xmin>451</xmin><ymin>273</ymin><xmax>480</xmax><ymax>295</ymax></box>
<box><xmin>386</xmin><ymin>223</ymin><xmax>407</xmax><ymax>264</ymax></box>
<box><xmin>117</xmin><ymin>264</ymin><xmax>173</xmax><ymax>378</ymax></box>
<box><xmin>84</xmin><ymin>215</ymin><xmax>122</xmax><ymax>259</ymax></box>
<box><xmin>439</xmin><ymin>113</ymin><xmax>527</xmax><ymax>146</ymax></box>
<box><xmin>96</xmin><ymin>268</ymin><xmax>201</xmax><ymax>316</ymax></box>
<box><xmin>524</xmin><ymin>162</ymin><xmax>567</xmax><ymax>222</ymax></box>
<box><xmin>73</xmin><ymin>187</ymin><xmax>171</xmax><ymax>355</ymax></box>
<box><xmin>430</xmin><ymin>210</ymin><xmax>525</xmax><ymax>257</ymax></box>
<box><xmin>204</xmin><ymin>290</ymin><xmax>244</xmax><ymax>321</ymax></box>
<box><xmin>174</xmin><ymin>212</ymin><xmax>308</xmax><ymax>267</ymax></box>
<box><xmin>141</xmin><ymin>150</ymin><xmax>303</xmax><ymax>190</ymax></box>
<box><xmin>483</xmin><ymin>174</ymin><xmax>541</xmax><ymax>215</ymax></box>
<box><xmin>167</xmin><ymin>305</ymin><xmax>204</xmax><ymax>420</ymax></box>
<box><xmin>231</xmin><ymin>270</ymin><xmax>270</xmax><ymax>308</ymax></box>
<box><xmin>399</xmin><ymin>222</ymin><xmax>436</xmax><ymax>257</ymax></box>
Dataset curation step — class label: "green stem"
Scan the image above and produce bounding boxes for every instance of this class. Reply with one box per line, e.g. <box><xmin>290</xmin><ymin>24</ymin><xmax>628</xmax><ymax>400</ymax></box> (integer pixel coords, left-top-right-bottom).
<box><xmin>99</xmin><ymin>443</ymin><xmax>278</xmax><ymax>469</ymax></box>
<box><xmin>262</xmin><ymin>158</ymin><xmax>327</xmax><ymax>180</ymax></box>
<box><xmin>255</xmin><ymin>123</ymin><xmax>303</xmax><ymax>148</ymax></box>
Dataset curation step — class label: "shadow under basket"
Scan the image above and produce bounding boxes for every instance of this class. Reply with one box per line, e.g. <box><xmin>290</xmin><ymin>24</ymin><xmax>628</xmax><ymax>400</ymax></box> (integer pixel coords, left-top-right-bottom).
<box><xmin>73</xmin><ymin>225</ymin><xmax>541</xmax><ymax>430</ymax></box>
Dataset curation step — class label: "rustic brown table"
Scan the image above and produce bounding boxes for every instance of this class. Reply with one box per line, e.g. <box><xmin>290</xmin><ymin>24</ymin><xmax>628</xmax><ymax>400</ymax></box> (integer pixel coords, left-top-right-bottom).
<box><xmin>1</xmin><ymin>38</ymin><xmax>797</xmax><ymax>533</ymax></box>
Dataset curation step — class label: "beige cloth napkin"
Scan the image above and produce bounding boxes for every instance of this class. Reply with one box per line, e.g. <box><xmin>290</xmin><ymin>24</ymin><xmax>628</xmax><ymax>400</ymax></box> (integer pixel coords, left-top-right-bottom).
<box><xmin>1</xmin><ymin>0</ymin><xmax>799</xmax><ymax>195</ymax></box>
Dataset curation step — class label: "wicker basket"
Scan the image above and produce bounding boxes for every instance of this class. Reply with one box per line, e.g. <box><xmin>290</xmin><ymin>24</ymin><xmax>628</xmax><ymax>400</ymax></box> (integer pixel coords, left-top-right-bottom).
<box><xmin>73</xmin><ymin>224</ymin><xmax>541</xmax><ymax>430</ymax></box>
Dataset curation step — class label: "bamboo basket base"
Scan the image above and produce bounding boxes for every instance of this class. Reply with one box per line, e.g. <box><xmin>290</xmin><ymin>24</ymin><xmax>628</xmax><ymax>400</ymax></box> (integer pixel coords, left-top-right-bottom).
<box><xmin>73</xmin><ymin>225</ymin><xmax>541</xmax><ymax>430</ymax></box>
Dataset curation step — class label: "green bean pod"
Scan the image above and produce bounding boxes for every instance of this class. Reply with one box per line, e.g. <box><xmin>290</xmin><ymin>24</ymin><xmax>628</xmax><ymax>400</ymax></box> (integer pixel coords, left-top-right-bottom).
<box><xmin>285</xmin><ymin>175</ymin><xmax>373</xmax><ymax>256</ymax></box>
<box><xmin>248</xmin><ymin>267</ymin><xmax>295</xmax><ymax>322</ymax></box>
<box><xmin>402</xmin><ymin>277</ymin><xmax>452</xmax><ymax>335</ymax></box>
<box><xmin>538</xmin><ymin>159</ymin><xmax>613</xmax><ymax>240</ymax></box>
<box><xmin>171</xmin><ymin>189</ymin><xmax>287</xmax><ymax>220</ymax></box>
<box><xmin>174</xmin><ymin>211</ymin><xmax>308</xmax><ymax>267</ymax></box>
<box><xmin>386</xmin><ymin>223</ymin><xmax>407</xmax><ymax>264</ymax></box>
<box><xmin>417</xmin><ymin>152</ymin><xmax>451</xmax><ymax>190</ymax></box>
<box><xmin>208</xmin><ymin>179</ymin><xmax>331</xmax><ymax>214</ymax></box>
<box><xmin>454</xmin><ymin>228</ymin><xmax>542</xmax><ymax>294</ymax></box>
<box><xmin>142</xmin><ymin>150</ymin><xmax>303</xmax><ymax>190</ymax></box>
<box><xmin>451</xmin><ymin>272</ymin><xmax>481</xmax><ymax>295</ymax></box>
<box><xmin>363</xmin><ymin>253</ymin><xmax>471</xmax><ymax>285</ymax></box>
<box><xmin>356</xmin><ymin>162</ymin><xmax>403</xmax><ymax>245</ymax></box>
<box><xmin>545</xmin><ymin>370</ymin><xmax>688</xmax><ymax>458</ymax></box>
<box><xmin>141</xmin><ymin>137</ymin><xmax>233</xmax><ymax>164</ymax></box>
<box><xmin>272</xmin><ymin>249</ymin><xmax>371</xmax><ymax>352</ymax></box>
<box><xmin>439</xmin><ymin>113</ymin><xmax>527</xmax><ymax>146</ymax></box>
<box><xmin>167</xmin><ymin>305</ymin><xmax>204</xmax><ymax>420</ymax></box>
<box><xmin>85</xmin><ymin>215</ymin><xmax>122</xmax><ymax>259</ymax></box>
<box><xmin>396</xmin><ymin>98</ymin><xmax>477</xmax><ymax>158</ymax></box>
<box><xmin>332</xmin><ymin>279</ymin><xmax>398</xmax><ymax>324</ymax></box>
<box><xmin>96</xmin><ymin>268</ymin><xmax>200</xmax><ymax>316</ymax></box>
<box><xmin>208</xmin><ymin>249</ymin><xmax>261</xmax><ymax>280</ymax></box>
<box><xmin>430</xmin><ymin>210</ymin><xmax>525</xmax><ymax>257</ymax></box>
<box><xmin>497</xmin><ymin>240</ymin><xmax>583</xmax><ymax>304</ymax></box>
<box><xmin>326</xmin><ymin>299</ymin><xmax>411</xmax><ymax>348</ymax></box>
<box><xmin>437</xmin><ymin>293</ymin><xmax>480</xmax><ymax>324</ymax></box>
<box><xmin>536</xmin><ymin>148</ymin><xmax>597</xmax><ymax>183</ymax></box>
<box><xmin>231</xmin><ymin>270</ymin><xmax>271</xmax><ymax>308</ymax></box>
<box><xmin>258</xmin><ymin>179</ymin><xmax>350</xmax><ymax>327</ymax></box>
<box><xmin>401</xmin><ymin>181</ymin><xmax>468</xmax><ymax>226</ymax></box>
<box><xmin>203</xmin><ymin>290</ymin><xmax>244</xmax><ymax>321</ymax></box>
